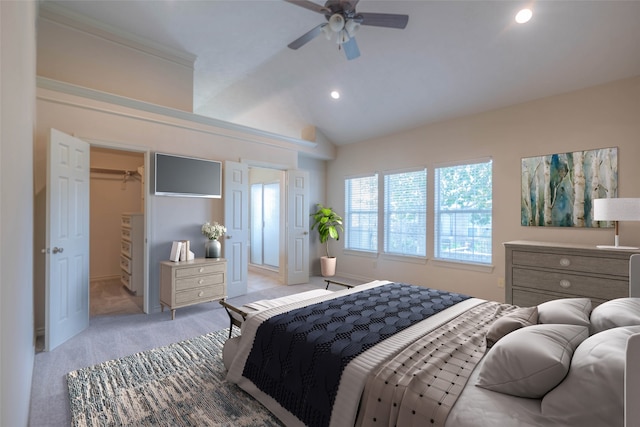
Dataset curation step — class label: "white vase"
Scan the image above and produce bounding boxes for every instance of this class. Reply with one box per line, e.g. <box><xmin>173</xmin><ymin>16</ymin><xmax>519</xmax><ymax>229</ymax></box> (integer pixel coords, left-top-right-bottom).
<box><xmin>205</xmin><ymin>239</ymin><xmax>221</xmax><ymax>258</ymax></box>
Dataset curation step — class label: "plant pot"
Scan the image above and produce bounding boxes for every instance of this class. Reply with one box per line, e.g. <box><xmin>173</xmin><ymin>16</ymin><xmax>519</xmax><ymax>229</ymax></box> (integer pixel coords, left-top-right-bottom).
<box><xmin>320</xmin><ymin>256</ymin><xmax>337</xmax><ymax>277</ymax></box>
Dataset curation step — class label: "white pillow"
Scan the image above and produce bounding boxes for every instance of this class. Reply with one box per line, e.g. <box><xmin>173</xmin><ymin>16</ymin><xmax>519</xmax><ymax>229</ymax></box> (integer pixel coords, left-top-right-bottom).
<box><xmin>542</xmin><ymin>325</ymin><xmax>640</xmax><ymax>426</ymax></box>
<box><xmin>485</xmin><ymin>306</ymin><xmax>538</xmax><ymax>348</ymax></box>
<box><xmin>590</xmin><ymin>298</ymin><xmax>640</xmax><ymax>334</ymax></box>
<box><xmin>538</xmin><ymin>298</ymin><xmax>591</xmax><ymax>326</ymax></box>
<box><xmin>476</xmin><ymin>324</ymin><xmax>588</xmax><ymax>398</ymax></box>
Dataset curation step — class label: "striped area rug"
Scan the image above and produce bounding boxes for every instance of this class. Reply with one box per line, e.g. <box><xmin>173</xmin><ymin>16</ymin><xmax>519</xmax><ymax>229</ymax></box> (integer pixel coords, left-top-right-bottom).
<box><xmin>67</xmin><ymin>329</ymin><xmax>282</xmax><ymax>427</ymax></box>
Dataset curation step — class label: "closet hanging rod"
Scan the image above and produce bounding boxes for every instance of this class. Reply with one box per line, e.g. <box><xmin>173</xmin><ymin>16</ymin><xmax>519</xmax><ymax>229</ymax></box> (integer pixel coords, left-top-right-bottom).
<box><xmin>90</xmin><ymin>167</ymin><xmax>139</xmax><ymax>176</ymax></box>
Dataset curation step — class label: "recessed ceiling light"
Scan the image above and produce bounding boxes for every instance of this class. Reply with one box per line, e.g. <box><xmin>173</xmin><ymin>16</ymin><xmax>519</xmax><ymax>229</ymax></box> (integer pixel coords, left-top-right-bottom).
<box><xmin>515</xmin><ymin>8</ymin><xmax>533</xmax><ymax>24</ymax></box>
<box><xmin>330</xmin><ymin>90</ymin><xmax>340</xmax><ymax>99</ymax></box>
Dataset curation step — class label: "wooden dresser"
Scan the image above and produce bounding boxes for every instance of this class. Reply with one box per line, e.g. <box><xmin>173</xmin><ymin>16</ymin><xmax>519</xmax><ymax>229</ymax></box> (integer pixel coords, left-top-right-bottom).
<box><xmin>160</xmin><ymin>258</ymin><xmax>227</xmax><ymax>319</ymax></box>
<box><xmin>505</xmin><ymin>240</ymin><xmax>639</xmax><ymax>307</ymax></box>
<box><xmin>120</xmin><ymin>213</ymin><xmax>143</xmax><ymax>295</ymax></box>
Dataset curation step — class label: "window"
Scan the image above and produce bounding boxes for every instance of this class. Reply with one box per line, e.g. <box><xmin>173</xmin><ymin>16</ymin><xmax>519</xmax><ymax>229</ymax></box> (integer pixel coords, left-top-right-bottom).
<box><xmin>345</xmin><ymin>174</ymin><xmax>378</xmax><ymax>252</ymax></box>
<box><xmin>434</xmin><ymin>159</ymin><xmax>492</xmax><ymax>264</ymax></box>
<box><xmin>384</xmin><ymin>169</ymin><xmax>427</xmax><ymax>257</ymax></box>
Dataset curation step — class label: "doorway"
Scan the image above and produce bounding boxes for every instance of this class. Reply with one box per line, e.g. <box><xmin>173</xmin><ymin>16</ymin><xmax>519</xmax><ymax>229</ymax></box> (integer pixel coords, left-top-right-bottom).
<box><xmin>249</xmin><ymin>167</ymin><xmax>285</xmax><ymax>281</ymax></box>
<box><xmin>89</xmin><ymin>146</ymin><xmax>145</xmax><ymax>316</ymax></box>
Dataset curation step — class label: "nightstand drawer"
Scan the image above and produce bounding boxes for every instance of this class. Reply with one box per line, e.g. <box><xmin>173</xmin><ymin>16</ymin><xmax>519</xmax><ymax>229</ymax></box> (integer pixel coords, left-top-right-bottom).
<box><xmin>175</xmin><ymin>284</ymin><xmax>225</xmax><ymax>305</ymax></box>
<box><xmin>512</xmin><ymin>267</ymin><xmax>628</xmax><ymax>301</ymax></box>
<box><xmin>174</xmin><ymin>263</ymin><xmax>226</xmax><ymax>278</ymax></box>
<box><xmin>512</xmin><ymin>250</ymin><xmax>629</xmax><ymax>277</ymax></box>
<box><xmin>175</xmin><ymin>272</ymin><xmax>224</xmax><ymax>291</ymax></box>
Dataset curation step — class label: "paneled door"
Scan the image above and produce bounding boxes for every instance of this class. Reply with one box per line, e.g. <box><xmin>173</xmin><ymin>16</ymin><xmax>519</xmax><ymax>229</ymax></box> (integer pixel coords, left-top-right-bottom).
<box><xmin>224</xmin><ymin>160</ymin><xmax>249</xmax><ymax>298</ymax></box>
<box><xmin>286</xmin><ymin>170</ymin><xmax>309</xmax><ymax>285</ymax></box>
<box><xmin>46</xmin><ymin>129</ymin><xmax>90</xmax><ymax>351</ymax></box>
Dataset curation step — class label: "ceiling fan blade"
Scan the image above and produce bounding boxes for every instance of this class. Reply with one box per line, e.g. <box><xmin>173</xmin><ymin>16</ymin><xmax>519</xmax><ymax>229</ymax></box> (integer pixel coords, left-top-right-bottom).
<box><xmin>358</xmin><ymin>12</ymin><xmax>409</xmax><ymax>29</ymax></box>
<box><xmin>283</xmin><ymin>0</ymin><xmax>330</xmax><ymax>14</ymax></box>
<box><xmin>288</xmin><ymin>24</ymin><xmax>324</xmax><ymax>50</ymax></box>
<box><xmin>342</xmin><ymin>37</ymin><xmax>360</xmax><ymax>60</ymax></box>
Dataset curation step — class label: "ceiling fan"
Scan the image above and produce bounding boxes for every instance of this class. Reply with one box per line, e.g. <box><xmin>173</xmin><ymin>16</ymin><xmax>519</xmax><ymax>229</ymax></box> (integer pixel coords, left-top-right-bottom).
<box><xmin>284</xmin><ymin>0</ymin><xmax>409</xmax><ymax>60</ymax></box>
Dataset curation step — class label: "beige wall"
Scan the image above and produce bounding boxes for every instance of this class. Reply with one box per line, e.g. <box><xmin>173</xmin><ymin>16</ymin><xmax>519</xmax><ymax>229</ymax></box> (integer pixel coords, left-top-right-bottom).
<box><xmin>328</xmin><ymin>76</ymin><xmax>640</xmax><ymax>302</ymax></box>
<box><xmin>1</xmin><ymin>2</ymin><xmax>36</xmax><ymax>425</ymax></box>
<box><xmin>90</xmin><ymin>148</ymin><xmax>144</xmax><ymax>280</ymax></box>
<box><xmin>37</xmin><ymin>12</ymin><xmax>194</xmax><ymax>112</ymax></box>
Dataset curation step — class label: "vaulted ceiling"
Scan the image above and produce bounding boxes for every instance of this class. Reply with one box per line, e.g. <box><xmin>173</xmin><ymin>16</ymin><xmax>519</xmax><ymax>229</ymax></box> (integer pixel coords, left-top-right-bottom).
<box><xmin>41</xmin><ymin>1</ymin><xmax>640</xmax><ymax>145</ymax></box>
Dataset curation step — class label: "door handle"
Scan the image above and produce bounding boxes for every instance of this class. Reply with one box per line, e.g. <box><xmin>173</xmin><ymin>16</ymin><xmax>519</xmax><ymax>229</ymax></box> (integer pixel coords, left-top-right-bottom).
<box><xmin>226</xmin><ymin>235</ymin><xmax>232</xmax><ymax>239</ymax></box>
<box><xmin>303</xmin><ymin>231</ymin><xmax>309</xmax><ymax>235</ymax></box>
<box><xmin>52</xmin><ymin>247</ymin><xmax>64</xmax><ymax>254</ymax></box>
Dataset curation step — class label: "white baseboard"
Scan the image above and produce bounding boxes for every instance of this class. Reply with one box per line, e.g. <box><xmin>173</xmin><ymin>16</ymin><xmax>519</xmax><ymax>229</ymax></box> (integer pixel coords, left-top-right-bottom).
<box><xmin>90</xmin><ymin>274</ymin><xmax>120</xmax><ymax>282</ymax></box>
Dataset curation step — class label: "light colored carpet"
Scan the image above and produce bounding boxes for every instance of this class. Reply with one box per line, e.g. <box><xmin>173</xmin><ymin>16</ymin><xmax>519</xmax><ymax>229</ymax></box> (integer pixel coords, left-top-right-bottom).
<box><xmin>67</xmin><ymin>329</ymin><xmax>283</xmax><ymax>427</ymax></box>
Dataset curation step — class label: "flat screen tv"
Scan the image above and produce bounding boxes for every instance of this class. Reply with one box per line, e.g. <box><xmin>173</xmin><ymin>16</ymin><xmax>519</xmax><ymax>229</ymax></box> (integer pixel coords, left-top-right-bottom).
<box><xmin>154</xmin><ymin>153</ymin><xmax>222</xmax><ymax>198</ymax></box>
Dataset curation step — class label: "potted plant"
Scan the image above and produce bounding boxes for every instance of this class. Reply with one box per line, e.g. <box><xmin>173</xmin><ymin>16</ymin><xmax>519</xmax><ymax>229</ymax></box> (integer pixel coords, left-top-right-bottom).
<box><xmin>310</xmin><ymin>204</ymin><xmax>343</xmax><ymax>276</ymax></box>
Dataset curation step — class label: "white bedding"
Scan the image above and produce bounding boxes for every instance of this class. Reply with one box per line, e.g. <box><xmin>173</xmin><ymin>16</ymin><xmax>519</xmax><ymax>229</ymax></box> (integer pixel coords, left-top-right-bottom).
<box><xmin>224</xmin><ymin>280</ymin><xmax>640</xmax><ymax>427</ymax></box>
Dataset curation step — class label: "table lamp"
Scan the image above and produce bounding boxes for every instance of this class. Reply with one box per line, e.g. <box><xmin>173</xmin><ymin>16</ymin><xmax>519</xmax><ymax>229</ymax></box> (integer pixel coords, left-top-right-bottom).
<box><xmin>593</xmin><ymin>198</ymin><xmax>640</xmax><ymax>249</ymax></box>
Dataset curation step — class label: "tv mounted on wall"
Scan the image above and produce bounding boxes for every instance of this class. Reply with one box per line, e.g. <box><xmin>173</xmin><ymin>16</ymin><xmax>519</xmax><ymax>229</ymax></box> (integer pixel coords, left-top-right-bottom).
<box><xmin>154</xmin><ymin>153</ymin><xmax>222</xmax><ymax>198</ymax></box>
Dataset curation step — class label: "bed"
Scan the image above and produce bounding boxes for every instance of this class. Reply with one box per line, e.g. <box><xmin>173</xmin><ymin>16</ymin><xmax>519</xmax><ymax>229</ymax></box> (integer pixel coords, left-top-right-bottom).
<box><xmin>224</xmin><ymin>274</ymin><xmax>640</xmax><ymax>427</ymax></box>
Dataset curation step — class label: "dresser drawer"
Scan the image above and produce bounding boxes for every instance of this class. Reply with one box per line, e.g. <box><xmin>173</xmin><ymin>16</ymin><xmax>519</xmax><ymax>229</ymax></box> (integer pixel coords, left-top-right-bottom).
<box><xmin>174</xmin><ymin>262</ymin><xmax>226</xmax><ymax>278</ymax></box>
<box><xmin>176</xmin><ymin>272</ymin><xmax>224</xmax><ymax>291</ymax></box>
<box><xmin>121</xmin><ymin>240</ymin><xmax>132</xmax><ymax>257</ymax></box>
<box><xmin>512</xmin><ymin>250</ymin><xmax>630</xmax><ymax>277</ymax></box>
<box><xmin>120</xmin><ymin>255</ymin><xmax>132</xmax><ymax>273</ymax></box>
<box><xmin>175</xmin><ymin>283</ymin><xmax>225</xmax><ymax>305</ymax></box>
<box><xmin>512</xmin><ymin>288</ymin><xmax>607</xmax><ymax>308</ymax></box>
<box><xmin>512</xmin><ymin>267</ymin><xmax>628</xmax><ymax>301</ymax></box>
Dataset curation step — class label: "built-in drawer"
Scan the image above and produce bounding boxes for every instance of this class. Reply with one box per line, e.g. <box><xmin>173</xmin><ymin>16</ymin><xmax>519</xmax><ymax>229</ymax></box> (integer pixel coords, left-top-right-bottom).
<box><xmin>120</xmin><ymin>271</ymin><xmax>131</xmax><ymax>289</ymax></box>
<box><xmin>512</xmin><ymin>267</ymin><xmax>628</xmax><ymax>301</ymax></box>
<box><xmin>174</xmin><ymin>263</ymin><xmax>226</xmax><ymax>279</ymax></box>
<box><xmin>121</xmin><ymin>215</ymin><xmax>132</xmax><ymax>227</ymax></box>
<box><xmin>120</xmin><ymin>255</ymin><xmax>132</xmax><ymax>274</ymax></box>
<box><xmin>121</xmin><ymin>227</ymin><xmax>132</xmax><ymax>241</ymax></box>
<box><xmin>512</xmin><ymin>250</ymin><xmax>630</xmax><ymax>277</ymax></box>
<box><xmin>175</xmin><ymin>283</ymin><xmax>225</xmax><ymax>305</ymax></box>
<box><xmin>121</xmin><ymin>240</ymin><xmax>132</xmax><ymax>257</ymax></box>
<box><xmin>176</xmin><ymin>272</ymin><xmax>224</xmax><ymax>291</ymax></box>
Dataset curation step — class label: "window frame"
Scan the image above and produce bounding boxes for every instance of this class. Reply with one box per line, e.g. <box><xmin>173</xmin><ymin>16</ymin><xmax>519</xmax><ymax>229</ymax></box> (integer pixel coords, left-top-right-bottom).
<box><xmin>344</xmin><ymin>173</ymin><xmax>379</xmax><ymax>254</ymax></box>
<box><xmin>433</xmin><ymin>157</ymin><xmax>493</xmax><ymax>266</ymax></box>
<box><xmin>382</xmin><ymin>167</ymin><xmax>428</xmax><ymax>259</ymax></box>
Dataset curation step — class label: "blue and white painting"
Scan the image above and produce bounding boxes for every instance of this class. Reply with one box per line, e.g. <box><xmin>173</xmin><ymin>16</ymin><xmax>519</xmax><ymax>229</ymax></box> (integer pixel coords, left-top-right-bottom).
<box><xmin>521</xmin><ymin>147</ymin><xmax>617</xmax><ymax>227</ymax></box>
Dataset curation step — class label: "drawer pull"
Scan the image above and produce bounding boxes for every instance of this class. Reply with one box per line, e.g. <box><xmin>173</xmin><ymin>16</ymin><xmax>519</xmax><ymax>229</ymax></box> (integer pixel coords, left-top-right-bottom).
<box><xmin>559</xmin><ymin>257</ymin><xmax>571</xmax><ymax>267</ymax></box>
<box><xmin>198</xmin><ymin>291</ymin><xmax>204</xmax><ymax>297</ymax></box>
<box><xmin>559</xmin><ymin>279</ymin><xmax>571</xmax><ymax>289</ymax></box>
<box><xmin>199</xmin><ymin>267</ymin><xmax>204</xmax><ymax>273</ymax></box>
<box><xmin>199</xmin><ymin>279</ymin><xmax>204</xmax><ymax>284</ymax></box>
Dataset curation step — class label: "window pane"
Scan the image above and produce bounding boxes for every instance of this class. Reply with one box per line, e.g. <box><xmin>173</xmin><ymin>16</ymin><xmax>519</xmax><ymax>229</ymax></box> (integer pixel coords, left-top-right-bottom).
<box><xmin>345</xmin><ymin>175</ymin><xmax>378</xmax><ymax>252</ymax></box>
<box><xmin>435</xmin><ymin>160</ymin><xmax>492</xmax><ymax>264</ymax></box>
<box><xmin>384</xmin><ymin>169</ymin><xmax>427</xmax><ymax>256</ymax></box>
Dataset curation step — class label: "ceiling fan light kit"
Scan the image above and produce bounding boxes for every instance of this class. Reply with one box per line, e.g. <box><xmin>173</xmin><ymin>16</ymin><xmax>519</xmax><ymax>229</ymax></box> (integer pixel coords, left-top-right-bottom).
<box><xmin>285</xmin><ymin>0</ymin><xmax>408</xmax><ymax>60</ymax></box>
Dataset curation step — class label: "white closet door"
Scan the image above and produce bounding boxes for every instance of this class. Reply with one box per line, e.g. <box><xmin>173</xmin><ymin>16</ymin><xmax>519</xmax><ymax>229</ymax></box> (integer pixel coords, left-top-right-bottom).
<box><xmin>46</xmin><ymin>129</ymin><xmax>90</xmax><ymax>351</ymax></box>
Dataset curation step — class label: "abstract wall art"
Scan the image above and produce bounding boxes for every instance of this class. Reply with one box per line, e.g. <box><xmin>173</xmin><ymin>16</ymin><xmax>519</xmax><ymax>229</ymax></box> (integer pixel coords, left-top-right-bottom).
<box><xmin>521</xmin><ymin>147</ymin><xmax>617</xmax><ymax>227</ymax></box>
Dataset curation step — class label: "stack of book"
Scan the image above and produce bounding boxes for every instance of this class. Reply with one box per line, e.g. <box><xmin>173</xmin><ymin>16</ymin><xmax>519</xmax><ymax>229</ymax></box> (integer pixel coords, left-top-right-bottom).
<box><xmin>170</xmin><ymin>240</ymin><xmax>194</xmax><ymax>262</ymax></box>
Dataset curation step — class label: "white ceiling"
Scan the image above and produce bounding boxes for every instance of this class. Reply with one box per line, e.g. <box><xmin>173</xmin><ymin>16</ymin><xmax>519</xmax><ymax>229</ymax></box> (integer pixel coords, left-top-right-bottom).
<box><xmin>43</xmin><ymin>1</ymin><xmax>640</xmax><ymax>146</ymax></box>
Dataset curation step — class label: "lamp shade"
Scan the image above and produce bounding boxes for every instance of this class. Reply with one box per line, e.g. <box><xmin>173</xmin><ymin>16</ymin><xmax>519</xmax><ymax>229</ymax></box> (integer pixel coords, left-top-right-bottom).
<box><xmin>593</xmin><ymin>198</ymin><xmax>640</xmax><ymax>221</ymax></box>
